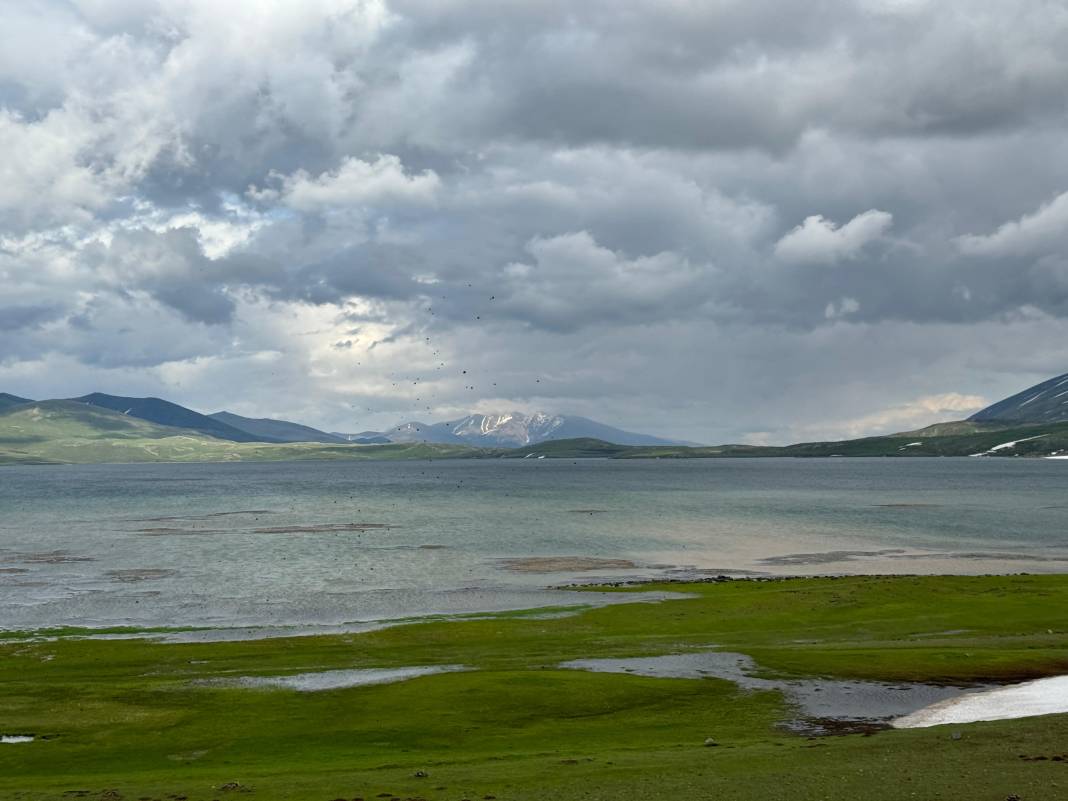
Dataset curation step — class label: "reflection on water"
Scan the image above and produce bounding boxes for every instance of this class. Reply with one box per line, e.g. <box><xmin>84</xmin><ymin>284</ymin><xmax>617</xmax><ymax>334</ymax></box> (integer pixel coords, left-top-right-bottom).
<box><xmin>1</xmin><ymin>458</ymin><xmax>1067</xmax><ymax>632</ymax></box>
<box><xmin>561</xmin><ymin>650</ymin><xmax>981</xmax><ymax>733</ymax></box>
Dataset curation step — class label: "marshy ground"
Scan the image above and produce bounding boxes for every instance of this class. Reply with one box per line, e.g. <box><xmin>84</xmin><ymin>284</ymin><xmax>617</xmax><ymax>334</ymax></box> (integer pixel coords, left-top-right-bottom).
<box><xmin>2</xmin><ymin>574</ymin><xmax>1068</xmax><ymax>801</ymax></box>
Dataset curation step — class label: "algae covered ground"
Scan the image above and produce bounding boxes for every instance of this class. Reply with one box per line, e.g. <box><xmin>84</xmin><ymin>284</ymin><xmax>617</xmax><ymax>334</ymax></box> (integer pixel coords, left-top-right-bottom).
<box><xmin>3</xmin><ymin>575</ymin><xmax>1068</xmax><ymax>801</ymax></box>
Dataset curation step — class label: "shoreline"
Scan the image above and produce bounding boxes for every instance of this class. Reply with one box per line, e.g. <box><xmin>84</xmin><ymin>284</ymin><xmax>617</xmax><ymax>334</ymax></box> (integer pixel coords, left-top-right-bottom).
<box><xmin>562</xmin><ymin>568</ymin><xmax>1052</xmax><ymax>590</ymax></box>
<box><xmin>4</xmin><ymin>571</ymin><xmax>1065</xmax><ymax>643</ymax></box>
<box><xmin>4</xmin><ymin>572</ymin><xmax>1068</xmax><ymax>800</ymax></box>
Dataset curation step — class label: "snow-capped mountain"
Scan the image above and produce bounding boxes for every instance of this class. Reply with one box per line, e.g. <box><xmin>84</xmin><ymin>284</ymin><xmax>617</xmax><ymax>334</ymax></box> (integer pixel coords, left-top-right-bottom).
<box><xmin>450</xmin><ymin>412</ymin><xmax>565</xmax><ymax>445</ymax></box>
<box><xmin>383</xmin><ymin>412</ymin><xmax>694</xmax><ymax>447</ymax></box>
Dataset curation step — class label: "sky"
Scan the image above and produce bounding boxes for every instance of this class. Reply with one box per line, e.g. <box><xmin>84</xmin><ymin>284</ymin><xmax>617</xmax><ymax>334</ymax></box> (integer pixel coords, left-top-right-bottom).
<box><xmin>2</xmin><ymin>0</ymin><xmax>1068</xmax><ymax>444</ymax></box>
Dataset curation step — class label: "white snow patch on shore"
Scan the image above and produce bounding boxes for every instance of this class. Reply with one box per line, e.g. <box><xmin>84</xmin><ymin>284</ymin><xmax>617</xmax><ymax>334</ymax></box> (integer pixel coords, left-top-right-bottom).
<box><xmin>894</xmin><ymin>675</ymin><xmax>1068</xmax><ymax>728</ymax></box>
<box><xmin>989</xmin><ymin>434</ymin><xmax>1046</xmax><ymax>452</ymax></box>
<box><xmin>974</xmin><ymin>434</ymin><xmax>1049</xmax><ymax>456</ymax></box>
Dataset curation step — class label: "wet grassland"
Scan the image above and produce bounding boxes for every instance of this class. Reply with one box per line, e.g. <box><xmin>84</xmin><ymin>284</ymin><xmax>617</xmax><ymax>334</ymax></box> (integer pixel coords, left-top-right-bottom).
<box><xmin>3</xmin><ymin>575</ymin><xmax>1068</xmax><ymax>801</ymax></box>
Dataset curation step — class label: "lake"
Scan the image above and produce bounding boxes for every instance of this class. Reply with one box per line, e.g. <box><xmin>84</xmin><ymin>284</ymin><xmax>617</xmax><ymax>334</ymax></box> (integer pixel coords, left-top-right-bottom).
<box><xmin>2</xmin><ymin>457</ymin><xmax>1067</xmax><ymax>634</ymax></box>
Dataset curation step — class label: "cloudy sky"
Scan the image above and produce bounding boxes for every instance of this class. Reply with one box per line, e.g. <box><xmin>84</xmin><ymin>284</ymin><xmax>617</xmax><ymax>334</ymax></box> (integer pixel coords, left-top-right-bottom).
<box><xmin>2</xmin><ymin>0</ymin><xmax>1068</xmax><ymax>443</ymax></box>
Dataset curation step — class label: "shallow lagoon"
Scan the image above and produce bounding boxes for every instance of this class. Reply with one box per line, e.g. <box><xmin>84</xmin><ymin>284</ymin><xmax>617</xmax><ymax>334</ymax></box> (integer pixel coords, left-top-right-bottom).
<box><xmin>2</xmin><ymin>457</ymin><xmax>1067</xmax><ymax>633</ymax></box>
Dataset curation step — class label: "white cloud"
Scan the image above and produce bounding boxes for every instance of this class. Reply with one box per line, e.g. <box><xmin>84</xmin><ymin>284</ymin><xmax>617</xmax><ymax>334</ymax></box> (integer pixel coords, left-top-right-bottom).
<box><xmin>774</xmin><ymin>209</ymin><xmax>893</xmax><ymax>265</ymax></box>
<box><xmin>799</xmin><ymin>392</ymin><xmax>988</xmax><ymax>440</ymax></box>
<box><xmin>781</xmin><ymin>393</ymin><xmax>986</xmax><ymax>442</ymax></box>
<box><xmin>956</xmin><ymin>190</ymin><xmax>1068</xmax><ymax>257</ymax></box>
<box><xmin>3</xmin><ymin>1</ymin><xmax>1068</xmax><ymax>443</ymax></box>
<box><xmin>0</xmin><ymin>109</ymin><xmax>111</xmax><ymax>230</ymax></box>
<box><xmin>251</xmin><ymin>155</ymin><xmax>441</xmax><ymax>211</ymax></box>
<box><xmin>497</xmin><ymin>231</ymin><xmax>709</xmax><ymax>331</ymax></box>
<box><xmin>824</xmin><ymin>297</ymin><xmax>861</xmax><ymax>319</ymax></box>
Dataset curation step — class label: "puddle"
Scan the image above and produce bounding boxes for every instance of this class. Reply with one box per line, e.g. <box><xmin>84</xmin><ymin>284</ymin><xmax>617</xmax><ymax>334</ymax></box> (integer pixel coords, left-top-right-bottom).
<box><xmin>894</xmin><ymin>675</ymin><xmax>1068</xmax><ymax>728</ymax></box>
<box><xmin>561</xmin><ymin>651</ymin><xmax>976</xmax><ymax>733</ymax></box>
<box><xmin>1</xmin><ymin>735</ymin><xmax>35</xmax><ymax>744</ymax></box>
<box><xmin>202</xmin><ymin>664</ymin><xmax>470</xmax><ymax>691</ymax></box>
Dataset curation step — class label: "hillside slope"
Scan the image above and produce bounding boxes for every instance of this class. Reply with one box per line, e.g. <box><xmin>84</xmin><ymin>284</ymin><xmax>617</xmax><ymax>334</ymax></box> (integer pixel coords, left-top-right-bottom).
<box><xmin>0</xmin><ymin>393</ymin><xmax>32</xmax><ymax>412</ymax></box>
<box><xmin>74</xmin><ymin>393</ymin><xmax>268</xmax><ymax>442</ymax></box>
<box><xmin>209</xmin><ymin>411</ymin><xmax>347</xmax><ymax>444</ymax></box>
<box><xmin>0</xmin><ymin>401</ymin><xmax>481</xmax><ymax>464</ymax></box>
<box><xmin>970</xmin><ymin>372</ymin><xmax>1068</xmax><ymax>423</ymax></box>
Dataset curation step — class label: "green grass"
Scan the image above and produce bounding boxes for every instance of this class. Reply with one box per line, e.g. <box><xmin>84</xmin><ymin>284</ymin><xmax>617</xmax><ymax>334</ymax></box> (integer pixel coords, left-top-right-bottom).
<box><xmin>0</xmin><ymin>401</ymin><xmax>482</xmax><ymax>464</ymax></box>
<box><xmin>3</xmin><ymin>575</ymin><xmax>1068</xmax><ymax>800</ymax></box>
<box><xmin>502</xmin><ymin>423</ymin><xmax>1068</xmax><ymax>458</ymax></box>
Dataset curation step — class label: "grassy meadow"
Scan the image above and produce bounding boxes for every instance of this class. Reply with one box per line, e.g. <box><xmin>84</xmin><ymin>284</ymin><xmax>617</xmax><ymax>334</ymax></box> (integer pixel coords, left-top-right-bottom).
<box><xmin>2</xmin><ymin>575</ymin><xmax>1068</xmax><ymax>800</ymax></box>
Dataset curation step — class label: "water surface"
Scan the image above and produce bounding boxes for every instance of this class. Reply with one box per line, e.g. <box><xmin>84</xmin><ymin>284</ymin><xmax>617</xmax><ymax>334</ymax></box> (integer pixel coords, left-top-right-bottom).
<box><xmin>2</xmin><ymin>458</ymin><xmax>1067</xmax><ymax>632</ymax></box>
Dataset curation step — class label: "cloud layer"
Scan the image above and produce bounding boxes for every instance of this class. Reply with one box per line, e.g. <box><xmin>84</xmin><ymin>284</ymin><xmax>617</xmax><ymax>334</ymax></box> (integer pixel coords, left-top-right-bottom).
<box><xmin>2</xmin><ymin>0</ymin><xmax>1068</xmax><ymax>442</ymax></box>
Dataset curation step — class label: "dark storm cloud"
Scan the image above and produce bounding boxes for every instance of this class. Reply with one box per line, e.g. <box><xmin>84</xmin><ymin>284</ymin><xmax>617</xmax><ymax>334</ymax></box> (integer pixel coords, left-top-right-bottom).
<box><xmin>386</xmin><ymin>0</ymin><xmax>1068</xmax><ymax>147</ymax></box>
<box><xmin>2</xmin><ymin>0</ymin><xmax>1068</xmax><ymax>441</ymax></box>
<box><xmin>89</xmin><ymin>228</ymin><xmax>237</xmax><ymax>325</ymax></box>
<box><xmin>0</xmin><ymin>303</ymin><xmax>64</xmax><ymax>331</ymax></box>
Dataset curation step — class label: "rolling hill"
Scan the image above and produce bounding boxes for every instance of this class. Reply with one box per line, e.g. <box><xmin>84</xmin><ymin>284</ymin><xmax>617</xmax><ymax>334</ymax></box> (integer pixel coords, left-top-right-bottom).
<box><xmin>0</xmin><ymin>393</ymin><xmax>32</xmax><ymax>412</ymax></box>
<box><xmin>73</xmin><ymin>393</ymin><xmax>268</xmax><ymax>442</ymax></box>
<box><xmin>0</xmin><ymin>401</ymin><xmax>480</xmax><ymax>465</ymax></box>
<box><xmin>209</xmin><ymin>411</ymin><xmax>347</xmax><ymax>444</ymax></box>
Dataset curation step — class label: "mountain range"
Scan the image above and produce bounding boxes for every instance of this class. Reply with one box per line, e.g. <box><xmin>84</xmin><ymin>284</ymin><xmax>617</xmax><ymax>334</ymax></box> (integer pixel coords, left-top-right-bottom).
<box><xmin>74</xmin><ymin>393</ymin><xmax>265</xmax><ymax>442</ymax></box>
<box><xmin>209</xmin><ymin>411</ymin><xmax>349</xmax><ymax>444</ymax></box>
<box><xmin>379</xmin><ymin>412</ymin><xmax>692</xmax><ymax>447</ymax></box>
<box><xmin>0</xmin><ymin>393</ymin><xmax>687</xmax><ymax>447</ymax></box>
<box><xmin>4</xmin><ymin>372</ymin><xmax>1068</xmax><ymax>464</ymax></box>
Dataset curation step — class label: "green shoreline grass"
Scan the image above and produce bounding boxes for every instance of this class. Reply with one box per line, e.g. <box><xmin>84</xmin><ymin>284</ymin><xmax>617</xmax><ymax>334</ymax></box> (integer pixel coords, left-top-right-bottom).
<box><xmin>3</xmin><ymin>575</ymin><xmax>1068</xmax><ymax>800</ymax></box>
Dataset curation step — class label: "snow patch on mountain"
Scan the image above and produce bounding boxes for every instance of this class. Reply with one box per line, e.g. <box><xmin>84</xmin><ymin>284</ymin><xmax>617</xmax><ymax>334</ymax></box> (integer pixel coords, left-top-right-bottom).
<box><xmin>382</xmin><ymin>412</ymin><xmax>692</xmax><ymax>447</ymax></box>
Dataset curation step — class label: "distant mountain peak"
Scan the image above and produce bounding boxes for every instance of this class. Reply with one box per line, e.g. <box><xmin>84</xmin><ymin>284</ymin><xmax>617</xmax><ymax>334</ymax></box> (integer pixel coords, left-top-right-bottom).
<box><xmin>969</xmin><ymin>372</ymin><xmax>1068</xmax><ymax>424</ymax></box>
<box><xmin>385</xmin><ymin>411</ymin><xmax>691</xmax><ymax>447</ymax></box>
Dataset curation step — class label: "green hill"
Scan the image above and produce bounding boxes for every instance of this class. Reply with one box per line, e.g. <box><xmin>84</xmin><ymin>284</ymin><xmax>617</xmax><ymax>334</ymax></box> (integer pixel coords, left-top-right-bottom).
<box><xmin>0</xmin><ymin>401</ymin><xmax>480</xmax><ymax>465</ymax></box>
<box><xmin>73</xmin><ymin>393</ymin><xmax>269</xmax><ymax>442</ymax></box>
<box><xmin>497</xmin><ymin>424</ymin><xmax>1068</xmax><ymax>459</ymax></box>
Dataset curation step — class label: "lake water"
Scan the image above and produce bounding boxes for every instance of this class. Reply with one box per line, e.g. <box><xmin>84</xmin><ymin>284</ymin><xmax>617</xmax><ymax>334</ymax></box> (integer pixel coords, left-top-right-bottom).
<box><xmin>2</xmin><ymin>457</ymin><xmax>1067</xmax><ymax>633</ymax></box>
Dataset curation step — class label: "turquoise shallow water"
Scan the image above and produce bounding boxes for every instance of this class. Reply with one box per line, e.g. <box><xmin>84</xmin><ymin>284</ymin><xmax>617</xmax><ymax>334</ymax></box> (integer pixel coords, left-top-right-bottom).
<box><xmin>1</xmin><ymin>457</ymin><xmax>1067</xmax><ymax>632</ymax></box>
